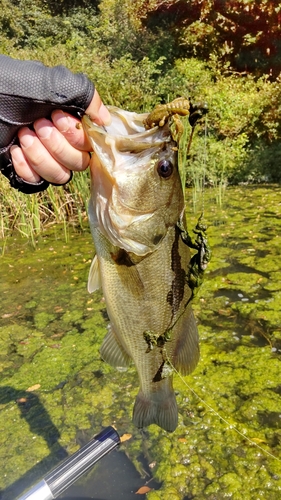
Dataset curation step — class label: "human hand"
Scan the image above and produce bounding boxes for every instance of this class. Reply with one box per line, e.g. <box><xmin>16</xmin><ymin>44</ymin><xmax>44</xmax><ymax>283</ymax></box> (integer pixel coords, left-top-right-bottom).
<box><xmin>10</xmin><ymin>90</ymin><xmax>111</xmax><ymax>185</ymax></box>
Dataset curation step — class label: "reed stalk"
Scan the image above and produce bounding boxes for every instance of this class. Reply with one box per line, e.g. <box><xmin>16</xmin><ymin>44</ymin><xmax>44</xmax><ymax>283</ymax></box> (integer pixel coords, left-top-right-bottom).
<box><xmin>0</xmin><ymin>170</ymin><xmax>90</xmax><ymax>243</ymax></box>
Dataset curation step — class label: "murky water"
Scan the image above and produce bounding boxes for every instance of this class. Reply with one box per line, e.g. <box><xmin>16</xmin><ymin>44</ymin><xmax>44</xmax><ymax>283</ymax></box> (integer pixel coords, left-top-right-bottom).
<box><xmin>1</xmin><ymin>186</ymin><xmax>281</xmax><ymax>499</ymax></box>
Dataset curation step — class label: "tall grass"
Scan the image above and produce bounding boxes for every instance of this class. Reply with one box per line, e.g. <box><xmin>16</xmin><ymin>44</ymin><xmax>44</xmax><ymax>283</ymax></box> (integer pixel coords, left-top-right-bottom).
<box><xmin>0</xmin><ymin>113</ymin><xmax>227</xmax><ymax>245</ymax></box>
<box><xmin>178</xmin><ymin>116</ymin><xmax>211</xmax><ymax>215</ymax></box>
<box><xmin>0</xmin><ymin>170</ymin><xmax>90</xmax><ymax>244</ymax></box>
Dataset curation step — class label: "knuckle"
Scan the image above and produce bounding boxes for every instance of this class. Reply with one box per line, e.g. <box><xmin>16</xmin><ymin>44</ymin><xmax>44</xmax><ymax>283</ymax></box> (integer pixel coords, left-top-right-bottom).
<box><xmin>52</xmin><ymin>168</ymin><xmax>71</xmax><ymax>185</ymax></box>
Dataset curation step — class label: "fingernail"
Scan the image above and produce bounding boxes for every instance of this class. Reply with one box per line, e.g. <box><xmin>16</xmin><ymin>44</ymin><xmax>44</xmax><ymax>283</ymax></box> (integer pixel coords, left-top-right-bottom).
<box><xmin>36</xmin><ymin>122</ymin><xmax>53</xmax><ymax>139</ymax></box>
<box><xmin>53</xmin><ymin>111</ymin><xmax>70</xmax><ymax>132</ymax></box>
<box><xmin>19</xmin><ymin>130</ymin><xmax>34</xmax><ymax>148</ymax></box>
<box><xmin>98</xmin><ymin>103</ymin><xmax>111</xmax><ymax>126</ymax></box>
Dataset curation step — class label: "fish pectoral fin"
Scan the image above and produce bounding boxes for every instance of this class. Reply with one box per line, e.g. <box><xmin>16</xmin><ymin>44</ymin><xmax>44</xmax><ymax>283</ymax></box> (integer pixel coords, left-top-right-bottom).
<box><xmin>88</xmin><ymin>255</ymin><xmax>102</xmax><ymax>293</ymax></box>
<box><xmin>172</xmin><ymin>308</ymin><xmax>200</xmax><ymax>376</ymax></box>
<box><xmin>100</xmin><ymin>324</ymin><xmax>131</xmax><ymax>368</ymax></box>
<box><xmin>133</xmin><ymin>382</ymin><xmax>178</xmax><ymax>433</ymax></box>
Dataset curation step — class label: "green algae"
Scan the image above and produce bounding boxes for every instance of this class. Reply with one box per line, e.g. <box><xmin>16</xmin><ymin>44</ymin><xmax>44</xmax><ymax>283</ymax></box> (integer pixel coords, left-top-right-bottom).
<box><xmin>1</xmin><ymin>187</ymin><xmax>281</xmax><ymax>499</ymax></box>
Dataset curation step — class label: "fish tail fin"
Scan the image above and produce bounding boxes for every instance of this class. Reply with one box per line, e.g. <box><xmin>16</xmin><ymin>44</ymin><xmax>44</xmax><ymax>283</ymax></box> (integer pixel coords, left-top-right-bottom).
<box><xmin>132</xmin><ymin>381</ymin><xmax>178</xmax><ymax>432</ymax></box>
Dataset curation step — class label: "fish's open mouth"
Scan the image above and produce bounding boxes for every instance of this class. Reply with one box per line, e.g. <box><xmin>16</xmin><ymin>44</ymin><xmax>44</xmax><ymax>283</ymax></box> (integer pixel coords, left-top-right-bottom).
<box><xmin>84</xmin><ymin>107</ymin><xmax>182</xmax><ymax>256</ymax></box>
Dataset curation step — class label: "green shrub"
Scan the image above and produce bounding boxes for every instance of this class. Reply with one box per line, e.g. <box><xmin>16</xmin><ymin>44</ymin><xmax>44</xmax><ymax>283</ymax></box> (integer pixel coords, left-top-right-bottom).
<box><xmin>1</xmin><ymin>0</ymin><xmax>280</xmax><ymax>237</ymax></box>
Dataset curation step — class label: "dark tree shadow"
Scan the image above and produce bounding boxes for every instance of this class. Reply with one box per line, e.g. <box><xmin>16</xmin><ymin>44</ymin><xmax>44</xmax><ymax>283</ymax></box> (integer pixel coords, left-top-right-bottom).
<box><xmin>0</xmin><ymin>386</ymin><xmax>68</xmax><ymax>500</ymax></box>
<box><xmin>0</xmin><ymin>387</ymin><xmax>162</xmax><ymax>500</ymax></box>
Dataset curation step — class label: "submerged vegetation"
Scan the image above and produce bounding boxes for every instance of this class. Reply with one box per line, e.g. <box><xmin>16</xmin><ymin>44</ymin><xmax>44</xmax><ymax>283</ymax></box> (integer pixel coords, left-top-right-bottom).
<box><xmin>1</xmin><ymin>187</ymin><xmax>281</xmax><ymax>499</ymax></box>
<box><xmin>1</xmin><ymin>0</ymin><xmax>281</xmax><ymax>237</ymax></box>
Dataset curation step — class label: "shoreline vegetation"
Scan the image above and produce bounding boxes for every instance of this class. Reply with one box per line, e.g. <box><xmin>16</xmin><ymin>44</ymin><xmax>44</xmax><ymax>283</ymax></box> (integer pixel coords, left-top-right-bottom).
<box><xmin>1</xmin><ymin>0</ymin><xmax>281</xmax><ymax>238</ymax></box>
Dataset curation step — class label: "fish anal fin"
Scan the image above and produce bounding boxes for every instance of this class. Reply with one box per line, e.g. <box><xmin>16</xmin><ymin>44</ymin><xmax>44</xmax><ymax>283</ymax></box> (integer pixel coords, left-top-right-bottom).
<box><xmin>88</xmin><ymin>255</ymin><xmax>101</xmax><ymax>293</ymax></box>
<box><xmin>172</xmin><ymin>308</ymin><xmax>200</xmax><ymax>376</ymax></box>
<box><xmin>100</xmin><ymin>324</ymin><xmax>131</xmax><ymax>368</ymax></box>
<box><xmin>132</xmin><ymin>382</ymin><xmax>178</xmax><ymax>432</ymax></box>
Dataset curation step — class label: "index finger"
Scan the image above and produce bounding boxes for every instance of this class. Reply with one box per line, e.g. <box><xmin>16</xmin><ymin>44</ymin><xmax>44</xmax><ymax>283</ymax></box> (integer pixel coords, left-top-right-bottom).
<box><xmin>51</xmin><ymin>110</ymin><xmax>91</xmax><ymax>151</ymax></box>
<box><xmin>85</xmin><ymin>90</ymin><xmax>111</xmax><ymax>126</ymax></box>
<box><xmin>51</xmin><ymin>90</ymin><xmax>111</xmax><ymax>152</ymax></box>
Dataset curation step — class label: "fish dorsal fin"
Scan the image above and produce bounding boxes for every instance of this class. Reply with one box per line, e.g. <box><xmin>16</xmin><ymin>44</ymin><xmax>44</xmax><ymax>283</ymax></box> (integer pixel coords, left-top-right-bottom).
<box><xmin>100</xmin><ymin>324</ymin><xmax>131</xmax><ymax>368</ymax></box>
<box><xmin>88</xmin><ymin>255</ymin><xmax>101</xmax><ymax>293</ymax></box>
<box><xmin>172</xmin><ymin>308</ymin><xmax>200</xmax><ymax>376</ymax></box>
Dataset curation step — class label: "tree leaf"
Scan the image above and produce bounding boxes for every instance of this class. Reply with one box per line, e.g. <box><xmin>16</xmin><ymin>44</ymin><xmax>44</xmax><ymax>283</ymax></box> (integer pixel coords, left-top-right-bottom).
<box><xmin>135</xmin><ymin>485</ymin><xmax>151</xmax><ymax>494</ymax></box>
<box><xmin>26</xmin><ymin>384</ymin><xmax>41</xmax><ymax>392</ymax></box>
<box><xmin>120</xmin><ymin>433</ymin><xmax>132</xmax><ymax>442</ymax></box>
<box><xmin>178</xmin><ymin>437</ymin><xmax>187</xmax><ymax>443</ymax></box>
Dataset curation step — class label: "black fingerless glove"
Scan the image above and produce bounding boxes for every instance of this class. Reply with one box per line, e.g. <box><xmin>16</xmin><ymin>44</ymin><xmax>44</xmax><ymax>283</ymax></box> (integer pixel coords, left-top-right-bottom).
<box><xmin>0</xmin><ymin>55</ymin><xmax>95</xmax><ymax>194</ymax></box>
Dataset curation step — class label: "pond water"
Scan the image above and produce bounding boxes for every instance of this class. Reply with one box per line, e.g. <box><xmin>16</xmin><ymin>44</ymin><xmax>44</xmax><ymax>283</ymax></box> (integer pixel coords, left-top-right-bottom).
<box><xmin>1</xmin><ymin>186</ymin><xmax>281</xmax><ymax>500</ymax></box>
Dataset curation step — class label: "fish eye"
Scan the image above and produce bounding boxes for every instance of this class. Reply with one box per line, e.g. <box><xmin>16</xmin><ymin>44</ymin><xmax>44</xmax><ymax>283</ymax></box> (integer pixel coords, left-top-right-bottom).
<box><xmin>157</xmin><ymin>159</ymin><xmax>174</xmax><ymax>178</ymax></box>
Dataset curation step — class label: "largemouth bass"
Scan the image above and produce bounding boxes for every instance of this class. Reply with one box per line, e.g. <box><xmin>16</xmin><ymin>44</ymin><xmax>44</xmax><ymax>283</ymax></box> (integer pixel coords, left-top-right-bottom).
<box><xmin>83</xmin><ymin>106</ymin><xmax>199</xmax><ymax>432</ymax></box>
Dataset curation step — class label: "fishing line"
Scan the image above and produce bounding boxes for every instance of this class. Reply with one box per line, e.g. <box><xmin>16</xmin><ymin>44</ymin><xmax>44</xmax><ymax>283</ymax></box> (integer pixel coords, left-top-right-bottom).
<box><xmin>168</xmin><ymin>358</ymin><xmax>281</xmax><ymax>464</ymax></box>
<box><xmin>171</xmin><ymin>108</ymin><xmax>280</xmax><ymax>463</ymax></box>
<box><xmin>171</xmin><ymin>105</ymin><xmax>279</xmax><ymax>464</ymax></box>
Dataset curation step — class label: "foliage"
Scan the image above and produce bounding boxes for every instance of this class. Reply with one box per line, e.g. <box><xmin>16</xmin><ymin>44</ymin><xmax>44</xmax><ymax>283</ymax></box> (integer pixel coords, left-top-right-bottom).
<box><xmin>0</xmin><ymin>0</ymin><xmax>281</xmax><ymax>237</ymax></box>
<box><xmin>136</xmin><ymin>0</ymin><xmax>281</xmax><ymax>79</ymax></box>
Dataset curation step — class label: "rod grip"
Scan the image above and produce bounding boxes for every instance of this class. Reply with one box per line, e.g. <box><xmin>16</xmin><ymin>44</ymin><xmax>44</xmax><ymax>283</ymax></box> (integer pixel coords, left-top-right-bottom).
<box><xmin>45</xmin><ymin>426</ymin><xmax>120</xmax><ymax>498</ymax></box>
<box><xmin>18</xmin><ymin>427</ymin><xmax>120</xmax><ymax>499</ymax></box>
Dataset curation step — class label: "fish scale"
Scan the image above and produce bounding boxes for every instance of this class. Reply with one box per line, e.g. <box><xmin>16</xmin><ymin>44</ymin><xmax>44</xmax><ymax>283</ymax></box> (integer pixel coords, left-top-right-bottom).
<box><xmin>83</xmin><ymin>107</ymin><xmax>200</xmax><ymax>432</ymax></box>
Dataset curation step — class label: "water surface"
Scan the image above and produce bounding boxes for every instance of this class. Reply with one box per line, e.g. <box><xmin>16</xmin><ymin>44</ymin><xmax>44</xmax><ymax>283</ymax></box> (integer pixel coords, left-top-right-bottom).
<box><xmin>1</xmin><ymin>186</ymin><xmax>281</xmax><ymax>499</ymax></box>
